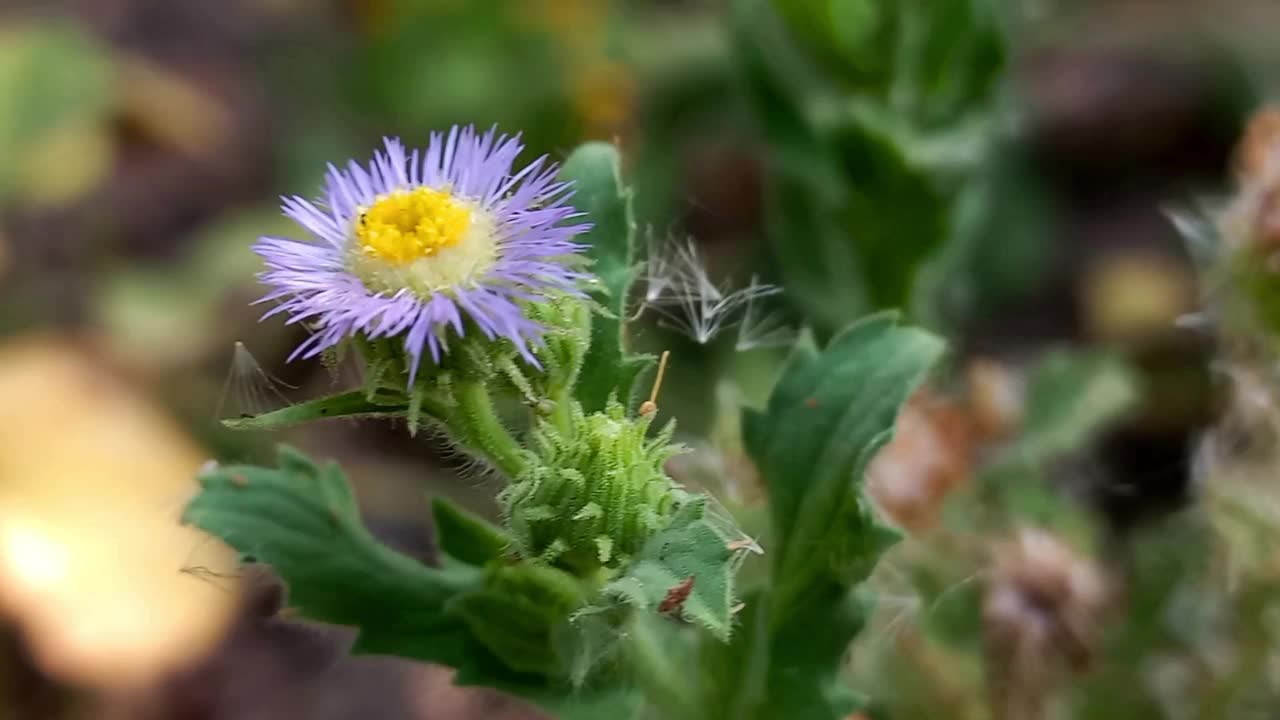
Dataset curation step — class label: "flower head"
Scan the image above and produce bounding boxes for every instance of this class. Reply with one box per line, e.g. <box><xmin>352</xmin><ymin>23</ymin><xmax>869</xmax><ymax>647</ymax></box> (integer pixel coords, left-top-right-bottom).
<box><xmin>254</xmin><ymin>126</ymin><xmax>590</xmax><ymax>383</ymax></box>
<box><xmin>499</xmin><ymin>400</ymin><xmax>689</xmax><ymax>573</ymax></box>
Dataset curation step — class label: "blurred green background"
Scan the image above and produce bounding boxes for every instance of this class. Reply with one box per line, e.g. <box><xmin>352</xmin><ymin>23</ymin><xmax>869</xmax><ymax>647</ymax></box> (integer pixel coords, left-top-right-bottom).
<box><xmin>2</xmin><ymin>0</ymin><xmax>1280</xmax><ymax>718</ymax></box>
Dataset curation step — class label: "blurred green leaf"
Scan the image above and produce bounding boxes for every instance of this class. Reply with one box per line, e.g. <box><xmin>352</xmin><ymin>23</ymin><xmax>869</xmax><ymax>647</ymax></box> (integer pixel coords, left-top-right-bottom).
<box><xmin>733</xmin><ymin>0</ymin><xmax>950</xmax><ymax>334</ymax></box>
<box><xmin>769</xmin><ymin>0</ymin><xmax>1004</xmax><ymax>129</ymax></box>
<box><xmin>830</xmin><ymin>118</ymin><xmax>949</xmax><ymax>312</ymax></box>
<box><xmin>0</xmin><ymin>20</ymin><xmax>113</xmax><ymax>203</ymax></box>
<box><xmin>558</xmin><ymin>142</ymin><xmax>653</xmax><ymax>412</ymax></box>
<box><xmin>734</xmin><ymin>0</ymin><xmax>861</xmax><ymax>331</ymax></box>
<box><xmin>352</xmin><ymin>1</ymin><xmax>576</xmax><ymax>152</ymax></box>
<box><xmin>887</xmin><ymin>0</ymin><xmax>1004</xmax><ymax>129</ymax></box>
<box><xmin>914</xmin><ymin>142</ymin><xmax>1055</xmax><ymax>334</ymax></box>
<box><xmin>969</xmin><ymin>349</ymin><xmax>1139</xmax><ymax>533</ymax></box>
<box><xmin>1018</xmin><ymin>349</ymin><xmax>1140</xmax><ymax>460</ymax></box>
<box><xmin>97</xmin><ymin>207</ymin><xmax>298</xmax><ymax>368</ymax></box>
<box><xmin>770</xmin><ymin>0</ymin><xmax>886</xmax><ymax>79</ymax></box>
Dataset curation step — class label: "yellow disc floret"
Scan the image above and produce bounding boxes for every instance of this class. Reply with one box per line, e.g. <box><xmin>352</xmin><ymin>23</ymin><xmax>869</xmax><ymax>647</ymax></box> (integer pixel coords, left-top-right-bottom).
<box><xmin>356</xmin><ymin>187</ymin><xmax>472</xmax><ymax>265</ymax></box>
<box><xmin>347</xmin><ymin>186</ymin><xmax>498</xmax><ymax>297</ymax></box>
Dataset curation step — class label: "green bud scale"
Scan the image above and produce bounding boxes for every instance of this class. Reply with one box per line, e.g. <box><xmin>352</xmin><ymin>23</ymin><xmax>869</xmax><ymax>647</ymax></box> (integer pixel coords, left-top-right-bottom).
<box><xmin>499</xmin><ymin>400</ymin><xmax>691</xmax><ymax>575</ymax></box>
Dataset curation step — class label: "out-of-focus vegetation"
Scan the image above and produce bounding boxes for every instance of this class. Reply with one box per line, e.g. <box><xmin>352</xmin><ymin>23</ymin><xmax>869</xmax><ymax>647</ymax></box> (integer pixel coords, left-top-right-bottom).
<box><xmin>4</xmin><ymin>0</ymin><xmax>1280</xmax><ymax>718</ymax></box>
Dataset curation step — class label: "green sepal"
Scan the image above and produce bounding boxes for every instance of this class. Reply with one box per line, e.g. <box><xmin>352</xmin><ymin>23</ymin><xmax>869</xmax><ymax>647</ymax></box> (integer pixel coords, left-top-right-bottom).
<box><xmin>431</xmin><ymin>497</ymin><xmax>511</xmax><ymax>567</ymax></box>
<box><xmin>500</xmin><ymin>400</ymin><xmax>687</xmax><ymax>574</ymax></box>
<box><xmin>449</xmin><ymin>562</ymin><xmax>590</xmax><ymax>677</ymax></box>
<box><xmin>558</xmin><ymin>142</ymin><xmax>654</xmax><ymax>413</ymax></box>
<box><xmin>522</xmin><ymin>294</ymin><xmax>592</xmax><ymax>400</ymax></box>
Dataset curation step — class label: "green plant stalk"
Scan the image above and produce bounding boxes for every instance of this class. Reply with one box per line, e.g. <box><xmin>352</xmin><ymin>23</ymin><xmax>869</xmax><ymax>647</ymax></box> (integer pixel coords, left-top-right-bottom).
<box><xmin>450</xmin><ymin>380</ymin><xmax>528</xmax><ymax>479</ymax></box>
<box><xmin>549</xmin><ymin>386</ymin><xmax>575</xmax><ymax>437</ymax></box>
<box><xmin>627</xmin><ymin>620</ymin><xmax>700</xmax><ymax>720</ymax></box>
<box><xmin>1194</xmin><ymin>584</ymin><xmax>1273</xmax><ymax>720</ymax></box>
<box><xmin>407</xmin><ymin>385</ymin><xmax>453</xmax><ymax>422</ymax></box>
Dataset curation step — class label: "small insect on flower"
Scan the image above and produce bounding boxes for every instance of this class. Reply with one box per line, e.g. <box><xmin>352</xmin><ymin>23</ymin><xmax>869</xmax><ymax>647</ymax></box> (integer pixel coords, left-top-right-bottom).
<box><xmin>658</xmin><ymin>576</ymin><xmax>696</xmax><ymax>616</ymax></box>
<box><xmin>253</xmin><ymin>127</ymin><xmax>592</xmax><ymax>383</ymax></box>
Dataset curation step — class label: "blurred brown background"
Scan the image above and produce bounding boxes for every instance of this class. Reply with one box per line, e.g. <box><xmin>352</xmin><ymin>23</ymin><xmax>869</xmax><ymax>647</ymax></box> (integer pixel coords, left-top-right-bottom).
<box><xmin>0</xmin><ymin>0</ymin><xmax>1278</xmax><ymax>718</ymax></box>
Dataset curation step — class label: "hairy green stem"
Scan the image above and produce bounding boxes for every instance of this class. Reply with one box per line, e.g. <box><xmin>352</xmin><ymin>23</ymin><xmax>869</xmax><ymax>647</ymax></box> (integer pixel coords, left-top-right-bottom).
<box><xmin>627</xmin><ymin>619</ymin><xmax>699</xmax><ymax>720</ymax></box>
<box><xmin>450</xmin><ymin>381</ymin><xmax>527</xmax><ymax>479</ymax></box>
<box><xmin>549</xmin><ymin>387</ymin><xmax>575</xmax><ymax>437</ymax></box>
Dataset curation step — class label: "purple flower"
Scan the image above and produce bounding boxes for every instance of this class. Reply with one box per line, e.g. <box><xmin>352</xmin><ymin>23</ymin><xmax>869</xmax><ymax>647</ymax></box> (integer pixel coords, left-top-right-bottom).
<box><xmin>254</xmin><ymin>127</ymin><xmax>591</xmax><ymax>383</ymax></box>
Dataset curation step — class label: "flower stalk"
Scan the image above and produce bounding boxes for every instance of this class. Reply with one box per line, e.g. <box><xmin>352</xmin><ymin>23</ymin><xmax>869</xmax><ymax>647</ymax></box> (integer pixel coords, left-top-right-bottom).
<box><xmin>449</xmin><ymin>380</ymin><xmax>528</xmax><ymax>479</ymax></box>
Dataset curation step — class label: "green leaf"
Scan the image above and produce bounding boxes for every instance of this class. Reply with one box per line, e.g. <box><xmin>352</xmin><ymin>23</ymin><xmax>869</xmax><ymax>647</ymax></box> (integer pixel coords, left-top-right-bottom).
<box><xmin>558</xmin><ymin>142</ymin><xmax>652</xmax><ymax>412</ymax></box>
<box><xmin>733</xmin><ymin>0</ymin><xmax>865</xmax><ymax>333</ymax></box>
<box><xmin>183</xmin><ymin>446</ymin><xmax>641</xmax><ymax>717</ymax></box>
<box><xmin>744</xmin><ymin>313</ymin><xmax>943</xmax><ymax>569</ymax></box>
<box><xmin>221</xmin><ymin>390</ymin><xmax>410</xmax><ymax>431</ymax></box>
<box><xmin>764</xmin><ymin>586</ymin><xmax>876</xmax><ymax>717</ymax></box>
<box><xmin>183</xmin><ymin>446</ymin><xmax>481</xmax><ymax>668</ymax></box>
<box><xmin>183</xmin><ymin>447</ymin><xmax>568</xmax><ymax>699</ymax></box>
<box><xmin>741</xmin><ymin>313</ymin><xmax>944</xmax><ymax>718</ymax></box>
<box><xmin>602</xmin><ymin>496</ymin><xmax>736</xmax><ymax>641</ymax></box>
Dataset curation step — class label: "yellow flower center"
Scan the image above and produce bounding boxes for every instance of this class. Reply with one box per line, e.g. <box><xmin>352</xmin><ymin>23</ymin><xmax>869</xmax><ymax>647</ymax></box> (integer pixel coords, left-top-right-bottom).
<box><xmin>346</xmin><ymin>186</ymin><xmax>498</xmax><ymax>298</ymax></box>
<box><xmin>355</xmin><ymin>187</ymin><xmax>473</xmax><ymax>266</ymax></box>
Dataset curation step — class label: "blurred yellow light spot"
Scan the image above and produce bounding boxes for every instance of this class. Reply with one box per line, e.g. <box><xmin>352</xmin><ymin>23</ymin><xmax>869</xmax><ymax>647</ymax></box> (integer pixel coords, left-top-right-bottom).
<box><xmin>573</xmin><ymin>62</ymin><xmax>634</xmax><ymax>136</ymax></box>
<box><xmin>1082</xmin><ymin>251</ymin><xmax>1195</xmax><ymax>343</ymax></box>
<box><xmin>0</xmin><ymin>336</ymin><xmax>237</xmax><ymax>690</ymax></box>
<box><xmin>1</xmin><ymin>524</ymin><xmax>69</xmax><ymax>590</ymax></box>
<box><xmin>118</xmin><ymin>54</ymin><xmax>234</xmax><ymax>162</ymax></box>
<box><xmin>356</xmin><ymin>187</ymin><xmax>473</xmax><ymax>266</ymax></box>
<box><xmin>17</xmin><ymin>121</ymin><xmax>113</xmax><ymax>209</ymax></box>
